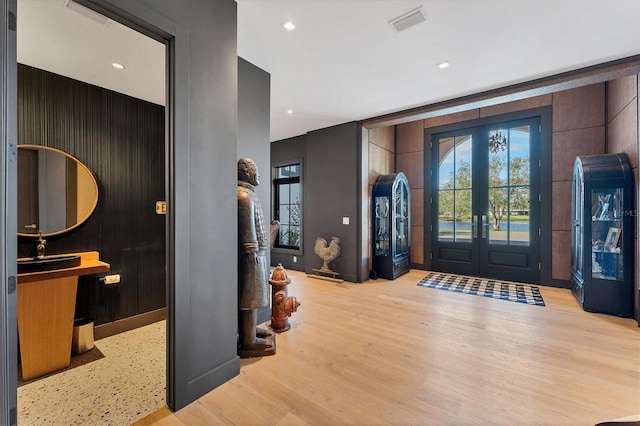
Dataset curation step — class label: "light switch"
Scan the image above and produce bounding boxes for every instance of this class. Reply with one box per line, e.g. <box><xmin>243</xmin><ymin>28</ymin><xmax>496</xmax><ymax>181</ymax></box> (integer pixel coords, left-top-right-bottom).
<box><xmin>343</xmin><ymin>217</ymin><xmax>349</xmax><ymax>225</ymax></box>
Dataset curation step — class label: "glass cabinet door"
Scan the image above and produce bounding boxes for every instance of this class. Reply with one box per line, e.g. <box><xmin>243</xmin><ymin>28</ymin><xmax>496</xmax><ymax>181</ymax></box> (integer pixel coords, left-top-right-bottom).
<box><xmin>591</xmin><ymin>188</ymin><xmax>624</xmax><ymax>281</ymax></box>
<box><xmin>375</xmin><ymin>196</ymin><xmax>390</xmax><ymax>256</ymax></box>
<box><xmin>394</xmin><ymin>182</ymin><xmax>410</xmax><ymax>257</ymax></box>
<box><xmin>571</xmin><ymin>166</ymin><xmax>583</xmax><ymax>280</ymax></box>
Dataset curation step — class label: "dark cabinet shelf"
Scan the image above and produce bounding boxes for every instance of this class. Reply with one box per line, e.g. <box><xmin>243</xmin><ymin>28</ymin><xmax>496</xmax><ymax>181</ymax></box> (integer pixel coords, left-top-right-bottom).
<box><xmin>571</xmin><ymin>153</ymin><xmax>634</xmax><ymax>317</ymax></box>
<box><xmin>372</xmin><ymin>172</ymin><xmax>411</xmax><ymax>280</ymax></box>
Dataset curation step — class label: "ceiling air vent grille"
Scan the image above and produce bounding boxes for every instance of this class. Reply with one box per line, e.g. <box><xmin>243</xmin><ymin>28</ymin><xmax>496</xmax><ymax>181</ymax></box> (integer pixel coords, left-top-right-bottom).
<box><xmin>389</xmin><ymin>6</ymin><xmax>426</xmax><ymax>33</ymax></box>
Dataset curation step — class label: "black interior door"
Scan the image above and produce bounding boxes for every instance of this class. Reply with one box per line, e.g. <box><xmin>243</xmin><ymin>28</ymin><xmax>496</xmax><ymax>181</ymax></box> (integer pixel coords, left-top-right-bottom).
<box><xmin>431</xmin><ymin>117</ymin><xmax>541</xmax><ymax>284</ymax></box>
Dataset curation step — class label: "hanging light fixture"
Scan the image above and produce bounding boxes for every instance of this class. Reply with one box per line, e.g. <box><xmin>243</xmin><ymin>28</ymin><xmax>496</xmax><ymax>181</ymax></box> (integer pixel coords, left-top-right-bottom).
<box><xmin>489</xmin><ymin>130</ymin><xmax>507</xmax><ymax>153</ymax></box>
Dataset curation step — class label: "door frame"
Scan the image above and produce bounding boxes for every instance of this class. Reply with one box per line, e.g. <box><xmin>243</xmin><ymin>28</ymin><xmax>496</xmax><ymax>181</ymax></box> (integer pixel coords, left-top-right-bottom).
<box><xmin>1</xmin><ymin>0</ymin><xmax>18</xmax><ymax>423</ymax></box>
<box><xmin>424</xmin><ymin>106</ymin><xmax>553</xmax><ymax>285</ymax></box>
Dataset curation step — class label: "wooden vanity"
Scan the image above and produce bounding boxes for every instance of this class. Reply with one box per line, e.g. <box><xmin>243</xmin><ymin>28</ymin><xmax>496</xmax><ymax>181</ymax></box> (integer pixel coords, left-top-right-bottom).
<box><xmin>17</xmin><ymin>251</ymin><xmax>110</xmax><ymax>380</ymax></box>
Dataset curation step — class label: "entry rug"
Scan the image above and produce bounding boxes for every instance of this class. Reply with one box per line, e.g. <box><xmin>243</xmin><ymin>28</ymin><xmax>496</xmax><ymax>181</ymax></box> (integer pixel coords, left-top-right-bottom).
<box><xmin>417</xmin><ymin>272</ymin><xmax>545</xmax><ymax>306</ymax></box>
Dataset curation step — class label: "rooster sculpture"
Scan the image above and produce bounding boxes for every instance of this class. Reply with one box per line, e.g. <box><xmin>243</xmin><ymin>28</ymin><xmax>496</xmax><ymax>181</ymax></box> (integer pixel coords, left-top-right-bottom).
<box><xmin>314</xmin><ymin>237</ymin><xmax>341</xmax><ymax>273</ymax></box>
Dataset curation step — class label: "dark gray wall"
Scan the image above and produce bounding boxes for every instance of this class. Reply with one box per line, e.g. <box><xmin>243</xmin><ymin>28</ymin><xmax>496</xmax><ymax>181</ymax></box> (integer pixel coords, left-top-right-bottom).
<box><xmin>306</xmin><ymin>123</ymin><xmax>361</xmax><ymax>282</ymax></box>
<box><xmin>271</xmin><ymin>122</ymin><xmax>362</xmax><ymax>283</ymax></box>
<box><xmin>238</xmin><ymin>57</ymin><xmax>270</xmax><ymax>209</ymax></box>
<box><xmin>238</xmin><ymin>57</ymin><xmax>271</xmax><ymax>324</ymax></box>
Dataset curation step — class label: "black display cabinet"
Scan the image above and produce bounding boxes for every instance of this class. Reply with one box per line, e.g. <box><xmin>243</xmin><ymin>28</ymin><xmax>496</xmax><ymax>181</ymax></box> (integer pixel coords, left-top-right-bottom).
<box><xmin>571</xmin><ymin>153</ymin><xmax>634</xmax><ymax>317</ymax></box>
<box><xmin>372</xmin><ymin>172</ymin><xmax>411</xmax><ymax>279</ymax></box>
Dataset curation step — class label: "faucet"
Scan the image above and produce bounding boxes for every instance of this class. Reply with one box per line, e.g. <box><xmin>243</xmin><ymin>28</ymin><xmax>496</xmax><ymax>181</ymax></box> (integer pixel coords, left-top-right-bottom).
<box><xmin>36</xmin><ymin>230</ymin><xmax>46</xmax><ymax>259</ymax></box>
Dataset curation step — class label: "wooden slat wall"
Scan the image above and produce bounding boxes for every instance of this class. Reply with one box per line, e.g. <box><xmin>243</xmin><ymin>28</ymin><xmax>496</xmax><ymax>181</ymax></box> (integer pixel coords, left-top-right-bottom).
<box><xmin>17</xmin><ymin>64</ymin><xmax>166</xmax><ymax>325</ymax></box>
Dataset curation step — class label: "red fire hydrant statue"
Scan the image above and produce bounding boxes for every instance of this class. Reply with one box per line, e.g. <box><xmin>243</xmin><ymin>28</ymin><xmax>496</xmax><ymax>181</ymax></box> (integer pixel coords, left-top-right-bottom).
<box><xmin>269</xmin><ymin>264</ymin><xmax>300</xmax><ymax>332</ymax></box>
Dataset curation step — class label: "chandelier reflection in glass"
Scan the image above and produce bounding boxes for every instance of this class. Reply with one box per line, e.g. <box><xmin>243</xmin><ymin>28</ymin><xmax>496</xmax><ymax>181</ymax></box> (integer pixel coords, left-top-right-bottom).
<box><xmin>489</xmin><ymin>130</ymin><xmax>507</xmax><ymax>153</ymax></box>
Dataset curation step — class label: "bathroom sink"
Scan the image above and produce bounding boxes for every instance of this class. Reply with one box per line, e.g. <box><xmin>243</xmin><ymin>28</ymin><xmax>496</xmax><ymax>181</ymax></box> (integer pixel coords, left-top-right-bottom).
<box><xmin>17</xmin><ymin>254</ymin><xmax>82</xmax><ymax>274</ymax></box>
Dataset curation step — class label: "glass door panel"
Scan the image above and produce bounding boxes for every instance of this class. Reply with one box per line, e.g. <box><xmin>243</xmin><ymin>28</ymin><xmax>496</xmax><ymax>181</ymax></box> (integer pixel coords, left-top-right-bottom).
<box><xmin>487</xmin><ymin>126</ymin><xmax>531</xmax><ymax>246</ymax></box>
<box><xmin>438</xmin><ymin>135</ymin><xmax>473</xmax><ymax>243</ymax></box>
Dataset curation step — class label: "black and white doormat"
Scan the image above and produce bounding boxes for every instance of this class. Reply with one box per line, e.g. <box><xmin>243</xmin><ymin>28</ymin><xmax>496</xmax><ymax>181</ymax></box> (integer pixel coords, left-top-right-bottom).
<box><xmin>417</xmin><ymin>272</ymin><xmax>545</xmax><ymax>306</ymax></box>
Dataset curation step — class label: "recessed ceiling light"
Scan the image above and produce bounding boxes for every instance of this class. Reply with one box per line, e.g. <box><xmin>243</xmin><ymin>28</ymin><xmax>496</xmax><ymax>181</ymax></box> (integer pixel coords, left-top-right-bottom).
<box><xmin>282</xmin><ymin>21</ymin><xmax>295</xmax><ymax>31</ymax></box>
<box><xmin>287</xmin><ymin>109</ymin><xmax>293</xmax><ymax>115</ymax></box>
<box><xmin>112</xmin><ymin>63</ymin><xmax>125</xmax><ymax>70</ymax></box>
<box><xmin>437</xmin><ymin>61</ymin><xmax>450</xmax><ymax>69</ymax></box>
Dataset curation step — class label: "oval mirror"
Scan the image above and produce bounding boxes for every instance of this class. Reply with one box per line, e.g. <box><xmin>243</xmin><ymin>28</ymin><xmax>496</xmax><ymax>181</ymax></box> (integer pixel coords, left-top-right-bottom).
<box><xmin>17</xmin><ymin>145</ymin><xmax>99</xmax><ymax>238</ymax></box>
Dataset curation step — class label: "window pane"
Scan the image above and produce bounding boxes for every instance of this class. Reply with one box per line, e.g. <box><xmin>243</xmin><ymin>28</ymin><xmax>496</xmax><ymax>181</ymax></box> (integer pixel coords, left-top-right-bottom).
<box><xmin>280</xmin><ymin>183</ymin><xmax>290</xmax><ymax>204</ymax></box>
<box><xmin>489</xmin><ymin>188</ymin><xmax>508</xmax><ymax>244</ymax></box>
<box><xmin>290</xmin><ymin>182</ymin><xmax>300</xmax><ymax>204</ymax></box>
<box><xmin>279</xmin><ymin>205</ymin><xmax>289</xmax><ymax>224</ymax></box>
<box><xmin>489</xmin><ymin>129</ymin><xmax>508</xmax><ymax>187</ymax></box>
<box><xmin>278</xmin><ymin>228</ymin><xmax>289</xmax><ymax>246</ymax></box>
<box><xmin>455</xmin><ymin>135</ymin><xmax>472</xmax><ymax>190</ymax></box>
<box><xmin>289</xmin><ymin>164</ymin><xmax>300</xmax><ymax>177</ymax></box>
<box><xmin>288</xmin><ymin>225</ymin><xmax>300</xmax><ymax>247</ymax></box>
<box><xmin>509</xmin><ymin>126</ymin><xmax>530</xmax><ymax>186</ymax></box>
<box><xmin>288</xmin><ymin>202</ymin><xmax>300</xmax><ymax>226</ymax></box>
<box><xmin>509</xmin><ymin>187</ymin><xmax>530</xmax><ymax>245</ymax></box>
<box><xmin>438</xmin><ymin>189</ymin><xmax>454</xmax><ymax>241</ymax></box>
<box><xmin>439</xmin><ymin>137</ymin><xmax>454</xmax><ymax>190</ymax></box>
<box><xmin>454</xmin><ymin>189</ymin><xmax>472</xmax><ymax>242</ymax></box>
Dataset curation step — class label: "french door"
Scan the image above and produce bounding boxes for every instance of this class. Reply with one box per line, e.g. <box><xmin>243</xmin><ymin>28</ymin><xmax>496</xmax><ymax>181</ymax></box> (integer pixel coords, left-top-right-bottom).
<box><xmin>431</xmin><ymin>117</ymin><xmax>541</xmax><ymax>284</ymax></box>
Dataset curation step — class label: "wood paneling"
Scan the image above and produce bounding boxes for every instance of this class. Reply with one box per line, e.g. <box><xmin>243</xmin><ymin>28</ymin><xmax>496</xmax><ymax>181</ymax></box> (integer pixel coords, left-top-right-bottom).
<box><xmin>368</xmin><ymin>142</ymin><xmax>393</xmax><ymax>185</ymax></box>
<box><xmin>480</xmin><ymin>94</ymin><xmax>552</xmax><ymax>118</ymax></box>
<box><xmin>608</xmin><ymin>99</ymin><xmax>639</xmax><ymax>169</ymax></box>
<box><xmin>607</xmin><ymin>75</ymin><xmax>637</xmax><ymax>120</ymax></box>
<box><xmin>410</xmin><ymin>226</ymin><xmax>423</xmax><ymax>264</ymax></box>
<box><xmin>552</xmin><ymin>127</ymin><xmax>606</xmax><ymax>181</ymax></box>
<box><xmin>552</xmin><ymin>181</ymin><xmax>572</xmax><ymax>231</ymax></box>
<box><xmin>17</xmin><ymin>64</ymin><xmax>166</xmax><ymax>326</ymax></box>
<box><xmin>396</xmin><ymin>121</ymin><xmax>423</xmax><ymax>154</ymax></box>
<box><xmin>368</xmin><ymin>126</ymin><xmax>395</xmax><ymax>152</ymax></box>
<box><xmin>606</xmin><ymin>74</ymin><xmax>639</xmax><ymax>322</ymax></box>
<box><xmin>410</xmin><ymin>189</ymin><xmax>423</xmax><ymax>227</ymax></box>
<box><xmin>550</xmin><ymin>85</ymin><xmax>607</xmax><ymax>286</ymax></box>
<box><xmin>552</xmin><ymin>230</ymin><xmax>571</xmax><ymax>281</ymax></box>
<box><xmin>552</xmin><ymin>84</ymin><xmax>605</xmax><ymax>132</ymax></box>
<box><xmin>396</xmin><ymin>152</ymin><xmax>423</xmax><ymax>189</ymax></box>
<box><xmin>424</xmin><ymin>110</ymin><xmax>478</xmax><ymax>128</ymax></box>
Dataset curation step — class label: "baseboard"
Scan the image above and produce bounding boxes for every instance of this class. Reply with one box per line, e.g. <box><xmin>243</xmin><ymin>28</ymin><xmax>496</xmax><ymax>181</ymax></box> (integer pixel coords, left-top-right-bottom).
<box><xmin>541</xmin><ymin>278</ymin><xmax>571</xmax><ymax>289</ymax></box>
<box><xmin>95</xmin><ymin>308</ymin><xmax>167</xmax><ymax>340</ymax></box>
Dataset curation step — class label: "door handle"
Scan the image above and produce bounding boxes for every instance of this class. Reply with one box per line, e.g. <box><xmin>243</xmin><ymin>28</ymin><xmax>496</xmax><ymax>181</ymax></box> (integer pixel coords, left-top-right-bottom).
<box><xmin>472</xmin><ymin>215</ymin><xmax>478</xmax><ymax>238</ymax></box>
<box><xmin>481</xmin><ymin>215</ymin><xmax>487</xmax><ymax>239</ymax></box>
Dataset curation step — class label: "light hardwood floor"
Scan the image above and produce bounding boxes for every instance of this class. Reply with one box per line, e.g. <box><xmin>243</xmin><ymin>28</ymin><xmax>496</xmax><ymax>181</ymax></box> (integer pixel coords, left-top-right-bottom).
<box><xmin>136</xmin><ymin>269</ymin><xmax>640</xmax><ymax>425</ymax></box>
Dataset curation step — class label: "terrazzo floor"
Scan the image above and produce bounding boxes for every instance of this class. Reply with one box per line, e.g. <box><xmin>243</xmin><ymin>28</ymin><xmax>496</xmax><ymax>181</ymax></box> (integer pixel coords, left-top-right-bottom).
<box><xmin>18</xmin><ymin>320</ymin><xmax>166</xmax><ymax>425</ymax></box>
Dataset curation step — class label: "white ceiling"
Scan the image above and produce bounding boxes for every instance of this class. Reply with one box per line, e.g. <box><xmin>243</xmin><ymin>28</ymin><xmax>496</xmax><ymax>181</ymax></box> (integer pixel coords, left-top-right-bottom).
<box><xmin>17</xmin><ymin>0</ymin><xmax>640</xmax><ymax>142</ymax></box>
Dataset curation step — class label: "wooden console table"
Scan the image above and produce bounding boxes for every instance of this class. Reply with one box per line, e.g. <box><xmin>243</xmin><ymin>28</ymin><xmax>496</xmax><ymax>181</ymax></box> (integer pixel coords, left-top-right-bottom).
<box><xmin>17</xmin><ymin>251</ymin><xmax>110</xmax><ymax>380</ymax></box>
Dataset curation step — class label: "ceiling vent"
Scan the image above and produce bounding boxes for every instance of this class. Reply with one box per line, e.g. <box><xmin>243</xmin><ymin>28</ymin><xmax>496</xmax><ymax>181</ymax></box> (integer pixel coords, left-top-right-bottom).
<box><xmin>388</xmin><ymin>6</ymin><xmax>427</xmax><ymax>33</ymax></box>
<box><xmin>66</xmin><ymin>0</ymin><xmax>110</xmax><ymax>25</ymax></box>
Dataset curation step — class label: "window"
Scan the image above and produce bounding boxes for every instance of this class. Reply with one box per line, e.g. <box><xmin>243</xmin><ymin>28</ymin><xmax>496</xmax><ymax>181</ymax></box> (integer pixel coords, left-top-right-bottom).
<box><xmin>273</xmin><ymin>163</ymin><xmax>301</xmax><ymax>250</ymax></box>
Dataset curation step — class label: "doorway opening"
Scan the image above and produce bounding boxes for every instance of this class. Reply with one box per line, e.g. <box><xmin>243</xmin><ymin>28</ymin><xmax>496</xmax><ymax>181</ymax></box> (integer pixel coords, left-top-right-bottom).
<box><xmin>16</xmin><ymin>1</ymin><xmax>167</xmax><ymax>423</ymax></box>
